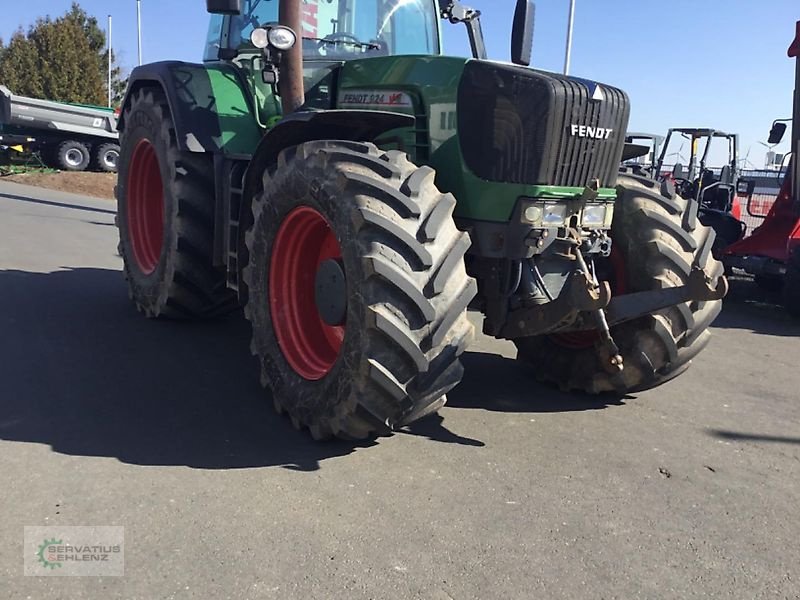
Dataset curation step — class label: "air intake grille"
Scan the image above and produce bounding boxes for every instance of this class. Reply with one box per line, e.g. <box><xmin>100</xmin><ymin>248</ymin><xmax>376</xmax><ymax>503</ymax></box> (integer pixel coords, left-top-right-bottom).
<box><xmin>457</xmin><ymin>62</ymin><xmax>630</xmax><ymax>188</ymax></box>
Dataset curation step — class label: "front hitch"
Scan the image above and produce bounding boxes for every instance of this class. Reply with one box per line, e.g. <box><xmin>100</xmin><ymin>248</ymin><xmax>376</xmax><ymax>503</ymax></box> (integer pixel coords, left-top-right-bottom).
<box><xmin>498</xmin><ymin>261</ymin><xmax>727</xmax><ymax>340</ymax></box>
<box><xmin>499</xmin><ymin>266</ymin><xmax>610</xmax><ymax>338</ymax></box>
<box><xmin>603</xmin><ymin>268</ymin><xmax>728</xmax><ymax>327</ymax></box>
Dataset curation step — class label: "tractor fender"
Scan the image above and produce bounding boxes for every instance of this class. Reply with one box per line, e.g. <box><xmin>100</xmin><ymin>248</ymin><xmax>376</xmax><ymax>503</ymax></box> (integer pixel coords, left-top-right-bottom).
<box><xmin>237</xmin><ymin>109</ymin><xmax>415</xmax><ymax>290</ymax></box>
<box><xmin>118</xmin><ymin>61</ymin><xmax>261</xmax><ymax>155</ymax></box>
<box><xmin>241</xmin><ymin>109</ymin><xmax>415</xmax><ymax>203</ymax></box>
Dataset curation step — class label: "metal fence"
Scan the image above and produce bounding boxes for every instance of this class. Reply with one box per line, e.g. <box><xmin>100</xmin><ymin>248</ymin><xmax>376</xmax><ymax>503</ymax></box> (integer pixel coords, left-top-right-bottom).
<box><xmin>736</xmin><ymin>168</ymin><xmax>785</xmax><ymax>235</ymax></box>
<box><xmin>655</xmin><ymin>166</ymin><xmax>785</xmax><ymax>237</ymax></box>
<box><xmin>737</xmin><ymin>192</ymin><xmax>777</xmax><ymax>234</ymax></box>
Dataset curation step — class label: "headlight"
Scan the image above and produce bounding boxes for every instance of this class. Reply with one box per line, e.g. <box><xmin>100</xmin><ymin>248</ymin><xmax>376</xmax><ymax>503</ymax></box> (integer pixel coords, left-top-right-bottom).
<box><xmin>582</xmin><ymin>204</ymin><xmax>607</xmax><ymax>227</ymax></box>
<box><xmin>521</xmin><ymin>202</ymin><xmax>568</xmax><ymax>226</ymax></box>
<box><xmin>523</xmin><ymin>205</ymin><xmax>543</xmax><ymax>223</ymax></box>
<box><xmin>604</xmin><ymin>204</ymin><xmax>615</xmax><ymax>227</ymax></box>
<box><xmin>542</xmin><ymin>204</ymin><xmax>567</xmax><ymax>226</ymax></box>
<box><xmin>250</xmin><ymin>27</ymin><xmax>269</xmax><ymax>49</ymax></box>
<box><xmin>267</xmin><ymin>26</ymin><xmax>297</xmax><ymax>51</ymax></box>
<box><xmin>581</xmin><ymin>203</ymin><xmax>615</xmax><ymax>228</ymax></box>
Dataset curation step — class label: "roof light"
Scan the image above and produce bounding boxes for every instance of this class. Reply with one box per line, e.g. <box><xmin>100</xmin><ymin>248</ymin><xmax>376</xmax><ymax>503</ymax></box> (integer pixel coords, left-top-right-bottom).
<box><xmin>250</xmin><ymin>27</ymin><xmax>269</xmax><ymax>49</ymax></box>
<box><xmin>267</xmin><ymin>26</ymin><xmax>297</xmax><ymax>51</ymax></box>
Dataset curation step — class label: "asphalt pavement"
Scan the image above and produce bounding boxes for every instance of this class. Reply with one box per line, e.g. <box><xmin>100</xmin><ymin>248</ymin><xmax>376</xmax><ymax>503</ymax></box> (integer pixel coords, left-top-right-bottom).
<box><xmin>1</xmin><ymin>180</ymin><xmax>799</xmax><ymax>599</ymax></box>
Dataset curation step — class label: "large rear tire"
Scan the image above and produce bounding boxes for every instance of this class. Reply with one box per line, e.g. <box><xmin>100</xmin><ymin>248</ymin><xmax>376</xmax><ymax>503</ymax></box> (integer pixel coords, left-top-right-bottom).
<box><xmin>243</xmin><ymin>141</ymin><xmax>476</xmax><ymax>440</ymax></box>
<box><xmin>515</xmin><ymin>174</ymin><xmax>724</xmax><ymax>393</ymax></box>
<box><xmin>116</xmin><ymin>87</ymin><xmax>236</xmax><ymax>319</ymax></box>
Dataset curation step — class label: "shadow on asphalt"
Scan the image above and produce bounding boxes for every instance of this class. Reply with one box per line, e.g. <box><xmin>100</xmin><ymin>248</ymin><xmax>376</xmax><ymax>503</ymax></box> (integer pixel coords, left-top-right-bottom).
<box><xmin>3</xmin><ymin>267</ymin><xmax>793</xmax><ymax>470</ymax></box>
<box><xmin>447</xmin><ymin>352</ymin><xmax>627</xmax><ymax>414</ymax></box>
<box><xmin>709</xmin><ymin>429</ymin><xmax>800</xmax><ymax>445</ymax></box>
<box><xmin>401</xmin><ymin>413</ymin><xmax>487</xmax><ymax>447</ymax></box>
<box><xmin>0</xmin><ymin>267</ymin><xmax>367</xmax><ymax>471</ymax></box>
<box><xmin>0</xmin><ymin>192</ymin><xmax>117</xmax><ymax>215</ymax></box>
<box><xmin>713</xmin><ymin>276</ymin><xmax>800</xmax><ymax>336</ymax></box>
<box><xmin>0</xmin><ymin>266</ymin><xmax>500</xmax><ymax>469</ymax></box>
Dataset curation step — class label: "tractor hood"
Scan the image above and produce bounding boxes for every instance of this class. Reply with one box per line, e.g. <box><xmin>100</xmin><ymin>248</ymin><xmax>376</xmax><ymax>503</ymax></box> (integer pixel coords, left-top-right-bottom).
<box><xmin>329</xmin><ymin>55</ymin><xmax>631</xmax><ymax>221</ymax></box>
<box><xmin>456</xmin><ymin>60</ymin><xmax>630</xmax><ymax>188</ymax></box>
<box><xmin>333</xmin><ymin>56</ymin><xmax>630</xmax><ymax>190</ymax></box>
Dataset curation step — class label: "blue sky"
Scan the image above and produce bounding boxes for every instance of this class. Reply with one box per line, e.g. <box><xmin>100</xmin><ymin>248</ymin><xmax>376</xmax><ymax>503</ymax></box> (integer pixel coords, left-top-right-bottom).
<box><xmin>2</xmin><ymin>0</ymin><xmax>797</xmax><ymax>165</ymax></box>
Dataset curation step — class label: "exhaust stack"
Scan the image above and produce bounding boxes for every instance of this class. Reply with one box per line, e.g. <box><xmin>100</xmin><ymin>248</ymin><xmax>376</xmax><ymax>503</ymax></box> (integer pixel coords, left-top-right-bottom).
<box><xmin>279</xmin><ymin>0</ymin><xmax>305</xmax><ymax>114</ymax></box>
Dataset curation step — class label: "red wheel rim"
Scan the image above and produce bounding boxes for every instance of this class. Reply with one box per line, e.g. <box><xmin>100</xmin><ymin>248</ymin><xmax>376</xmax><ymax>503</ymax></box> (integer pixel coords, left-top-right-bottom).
<box><xmin>269</xmin><ymin>206</ymin><xmax>345</xmax><ymax>380</ymax></box>
<box><xmin>127</xmin><ymin>139</ymin><xmax>164</xmax><ymax>274</ymax></box>
<box><xmin>549</xmin><ymin>247</ymin><xmax>628</xmax><ymax>349</ymax></box>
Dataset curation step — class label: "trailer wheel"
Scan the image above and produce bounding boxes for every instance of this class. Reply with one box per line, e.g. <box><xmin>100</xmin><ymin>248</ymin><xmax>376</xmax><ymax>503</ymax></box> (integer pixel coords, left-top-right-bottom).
<box><xmin>784</xmin><ymin>247</ymin><xmax>800</xmax><ymax>318</ymax></box>
<box><xmin>55</xmin><ymin>140</ymin><xmax>90</xmax><ymax>171</ymax></box>
<box><xmin>93</xmin><ymin>143</ymin><xmax>120</xmax><ymax>172</ymax></box>
<box><xmin>515</xmin><ymin>174</ymin><xmax>725</xmax><ymax>394</ymax></box>
<box><xmin>243</xmin><ymin>141</ymin><xmax>476</xmax><ymax>440</ymax></box>
<box><xmin>116</xmin><ymin>87</ymin><xmax>236</xmax><ymax>319</ymax></box>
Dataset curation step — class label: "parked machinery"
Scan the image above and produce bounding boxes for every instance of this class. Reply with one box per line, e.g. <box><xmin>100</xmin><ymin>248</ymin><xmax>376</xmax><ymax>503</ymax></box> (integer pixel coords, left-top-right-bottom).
<box><xmin>719</xmin><ymin>21</ymin><xmax>800</xmax><ymax>315</ymax></box>
<box><xmin>654</xmin><ymin>127</ymin><xmax>746</xmax><ymax>254</ymax></box>
<box><xmin>0</xmin><ymin>85</ymin><xmax>120</xmax><ymax>172</ymax></box>
<box><xmin>113</xmin><ymin>0</ymin><xmax>726</xmax><ymax>439</ymax></box>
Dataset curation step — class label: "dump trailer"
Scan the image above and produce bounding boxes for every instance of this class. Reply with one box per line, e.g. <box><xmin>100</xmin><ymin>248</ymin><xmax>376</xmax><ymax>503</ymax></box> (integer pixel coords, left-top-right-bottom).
<box><xmin>114</xmin><ymin>0</ymin><xmax>727</xmax><ymax>440</ymax></box>
<box><xmin>0</xmin><ymin>85</ymin><xmax>120</xmax><ymax>172</ymax></box>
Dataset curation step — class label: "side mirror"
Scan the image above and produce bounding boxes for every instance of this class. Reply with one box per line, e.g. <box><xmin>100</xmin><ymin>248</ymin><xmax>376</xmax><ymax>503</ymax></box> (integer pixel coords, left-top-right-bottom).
<box><xmin>672</xmin><ymin>163</ymin><xmax>686</xmax><ymax>179</ymax></box>
<box><xmin>511</xmin><ymin>0</ymin><xmax>535</xmax><ymax>66</ymax></box>
<box><xmin>207</xmin><ymin>0</ymin><xmax>241</xmax><ymax>15</ymax></box>
<box><xmin>768</xmin><ymin>122</ymin><xmax>787</xmax><ymax>145</ymax></box>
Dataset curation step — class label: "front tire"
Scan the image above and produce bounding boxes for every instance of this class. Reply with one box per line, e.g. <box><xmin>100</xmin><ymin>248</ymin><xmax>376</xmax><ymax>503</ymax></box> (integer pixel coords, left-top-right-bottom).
<box><xmin>243</xmin><ymin>141</ymin><xmax>476</xmax><ymax>440</ymax></box>
<box><xmin>116</xmin><ymin>87</ymin><xmax>235</xmax><ymax>319</ymax></box>
<box><xmin>515</xmin><ymin>174</ymin><xmax>724</xmax><ymax>393</ymax></box>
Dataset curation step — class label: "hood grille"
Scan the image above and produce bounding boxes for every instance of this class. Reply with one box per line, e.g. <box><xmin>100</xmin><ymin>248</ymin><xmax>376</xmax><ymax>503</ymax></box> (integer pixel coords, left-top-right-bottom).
<box><xmin>457</xmin><ymin>62</ymin><xmax>630</xmax><ymax>188</ymax></box>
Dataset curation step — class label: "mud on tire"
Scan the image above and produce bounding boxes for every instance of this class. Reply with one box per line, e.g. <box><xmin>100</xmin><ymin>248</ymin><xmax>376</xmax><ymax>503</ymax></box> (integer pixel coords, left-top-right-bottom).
<box><xmin>116</xmin><ymin>87</ymin><xmax>236</xmax><ymax>319</ymax></box>
<box><xmin>243</xmin><ymin>141</ymin><xmax>476</xmax><ymax>440</ymax></box>
<box><xmin>516</xmin><ymin>173</ymin><xmax>724</xmax><ymax>394</ymax></box>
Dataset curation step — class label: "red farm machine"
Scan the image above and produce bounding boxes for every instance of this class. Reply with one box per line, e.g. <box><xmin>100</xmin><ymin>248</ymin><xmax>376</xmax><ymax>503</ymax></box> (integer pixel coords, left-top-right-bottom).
<box><xmin>722</xmin><ymin>20</ymin><xmax>800</xmax><ymax>316</ymax></box>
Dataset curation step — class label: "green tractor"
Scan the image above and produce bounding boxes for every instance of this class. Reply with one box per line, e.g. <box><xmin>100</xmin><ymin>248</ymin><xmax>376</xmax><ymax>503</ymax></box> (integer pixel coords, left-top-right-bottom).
<box><xmin>115</xmin><ymin>0</ymin><xmax>727</xmax><ymax>440</ymax></box>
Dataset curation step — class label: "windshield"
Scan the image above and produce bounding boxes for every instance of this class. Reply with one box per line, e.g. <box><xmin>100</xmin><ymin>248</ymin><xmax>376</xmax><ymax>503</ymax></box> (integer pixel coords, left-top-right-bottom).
<box><xmin>229</xmin><ymin>0</ymin><xmax>439</xmax><ymax>58</ymax></box>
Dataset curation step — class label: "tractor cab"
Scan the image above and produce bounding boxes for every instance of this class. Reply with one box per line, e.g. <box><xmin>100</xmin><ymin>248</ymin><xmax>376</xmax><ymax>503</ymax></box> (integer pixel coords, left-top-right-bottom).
<box><xmin>205</xmin><ymin>0</ymin><xmax>441</xmax><ymax>126</ymax></box>
<box><xmin>655</xmin><ymin>127</ymin><xmax>740</xmax><ymax>213</ymax></box>
<box><xmin>207</xmin><ymin>0</ymin><xmax>440</xmax><ymax>60</ymax></box>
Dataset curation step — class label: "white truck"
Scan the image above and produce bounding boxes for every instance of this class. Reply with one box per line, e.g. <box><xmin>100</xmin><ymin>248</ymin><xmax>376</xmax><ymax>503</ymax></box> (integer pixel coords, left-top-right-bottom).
<box><xmin>0</xmin><ymin>85</ymin><xmax>120</xmax><ymax>172</ymax></box>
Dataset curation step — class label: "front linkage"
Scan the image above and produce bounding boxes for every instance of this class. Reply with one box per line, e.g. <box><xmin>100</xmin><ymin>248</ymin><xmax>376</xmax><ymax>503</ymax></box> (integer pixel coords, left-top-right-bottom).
<box><xmin>470</xmin><ymin>174</ymin><xmax>726</xmax><ymax>393</ymax></box>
